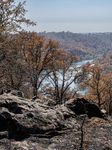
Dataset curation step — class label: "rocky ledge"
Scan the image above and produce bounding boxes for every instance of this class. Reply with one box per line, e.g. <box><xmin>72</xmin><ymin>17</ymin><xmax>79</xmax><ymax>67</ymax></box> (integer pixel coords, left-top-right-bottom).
<box><xmin>0</xmin><ymin>90</ymin><xmax>112</xmax><ymax>150</ymax></box>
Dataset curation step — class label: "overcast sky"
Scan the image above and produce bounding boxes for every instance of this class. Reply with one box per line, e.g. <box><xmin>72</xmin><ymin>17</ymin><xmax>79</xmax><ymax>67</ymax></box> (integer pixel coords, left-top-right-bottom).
<box><xmin>16</xmin><ymin>0</ymin><xmax>112</xmax><ymax>33</ymax></box>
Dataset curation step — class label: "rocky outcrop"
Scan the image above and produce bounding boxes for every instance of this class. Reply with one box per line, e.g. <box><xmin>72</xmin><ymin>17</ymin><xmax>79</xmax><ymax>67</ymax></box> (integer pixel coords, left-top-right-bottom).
<box><xmin>0</xmin><ymin>91</ymin><xmax>78</xmax><ymax>139</ymax></box>
<box><xmin>65</xmin><ymin>97</ymin><xmax>103</xmax><ymax>118</ymax></box>
<box><xmin>0</xmin><ymin>89</ymin><xmax>24</xmax><ymax>98</ymax></box>
<box><xmin>0</xmin><ymin>90</ymin><xmax>112</xmax><ymax>150</ymax></box>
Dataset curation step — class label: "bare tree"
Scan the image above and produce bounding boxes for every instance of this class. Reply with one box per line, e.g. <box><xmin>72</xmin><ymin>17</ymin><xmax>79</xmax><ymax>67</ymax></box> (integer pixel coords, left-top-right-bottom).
<box><xmin>42</xmin><ymin>51</ymin><xmax>87</xmax><ymax>104</ymax></box>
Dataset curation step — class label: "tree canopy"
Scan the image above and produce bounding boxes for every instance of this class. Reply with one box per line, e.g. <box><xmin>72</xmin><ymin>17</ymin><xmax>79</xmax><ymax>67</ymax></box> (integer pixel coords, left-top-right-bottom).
<box><xmin>0</xmin><ymin>0</ymin><xmax>36</xmax><ymax>33</ymax></box>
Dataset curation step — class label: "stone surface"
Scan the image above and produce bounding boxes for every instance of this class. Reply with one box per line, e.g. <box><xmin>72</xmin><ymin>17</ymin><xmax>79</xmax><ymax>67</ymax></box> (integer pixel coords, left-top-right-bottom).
<box><xmin>65</xmin><ymin>97</ymin><xmax>103</xmax><ymax>118</ymax></box>
<box><xmin>0</xmin><ymin>92</ymin><xmax>78</xmax><ymax>140</ymax></box>
<box><xmin>0</xmin><ymin>131</ymin><xmax>8</xmax><ymax>139</ymax></box>
<box><xmin>0</xmin><ymin>90</ymin><xmax>112</xmax><ymax>150</ymax></box>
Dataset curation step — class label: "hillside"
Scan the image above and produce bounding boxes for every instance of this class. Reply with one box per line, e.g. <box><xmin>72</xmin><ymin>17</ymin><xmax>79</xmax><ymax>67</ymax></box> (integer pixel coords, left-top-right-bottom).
<box><xmin>93</xmin><ymin>52</ymin><xmax>112</xmax><ymax>73</ymax></box>
<box><xmin>37</xmin><ymin>32</ymin><xmax>112</xmax><ymax>60</ymax></box>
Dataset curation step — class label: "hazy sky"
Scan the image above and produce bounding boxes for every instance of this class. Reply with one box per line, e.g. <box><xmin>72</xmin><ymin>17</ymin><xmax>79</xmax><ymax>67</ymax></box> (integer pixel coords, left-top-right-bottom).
<box><xmin>16</xmin><ymin>0</ymin><xmax>112</xmax><ymax>33</ymax></box>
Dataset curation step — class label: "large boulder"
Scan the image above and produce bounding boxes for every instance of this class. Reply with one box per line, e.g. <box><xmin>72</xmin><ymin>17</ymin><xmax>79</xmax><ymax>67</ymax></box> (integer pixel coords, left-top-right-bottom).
<box><xmin>0</xmin><ymin>92</ymin><xmax>78</xmax><ymax>140</ymax></box>
<box><xmin>65</xmin><ymin>97</ymin><xmax>103</xmax><ymax>118</ymax></box>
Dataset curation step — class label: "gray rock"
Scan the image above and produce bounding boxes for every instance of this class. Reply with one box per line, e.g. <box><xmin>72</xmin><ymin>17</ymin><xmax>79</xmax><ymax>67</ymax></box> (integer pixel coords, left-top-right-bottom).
<box><xmin>0</xmin><ymin>139</ymin><xmax>13</xmax><ymax>150</ymax></box>
<box><xmin>0</xmin><ymin>131</ymin><xmax>8</xmax><ymax>139</ymax></box>
<box><xmin>0</xmin><ymin>92</ymin><xmax>78</xmax><ymax>140</ymax></box>
<box><xmin>65</xmin><ymin>97</ymin><xmax>103</xmax><ymax>118</ymax></box>
<box><xmin>0</xmin><ymin>91</ymin><xmax>112</xmax><ymax>150</ymax></box>
<box><xmin>10</xmin><ymin>90</ymin><xmax>24</xmax><ymax>98</ymax></box>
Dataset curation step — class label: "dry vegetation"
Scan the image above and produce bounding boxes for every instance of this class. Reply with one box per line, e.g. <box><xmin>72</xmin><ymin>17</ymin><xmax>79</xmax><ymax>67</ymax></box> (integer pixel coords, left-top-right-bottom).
<box><xmin>38</xmin><ymin>31</ymin><xmax>112</xmax><ymax>60</ymax></box>
<box><xmin>0</xmin><ymin>0</ymin><xmax>112</xmax><ymax>115</ymax></box>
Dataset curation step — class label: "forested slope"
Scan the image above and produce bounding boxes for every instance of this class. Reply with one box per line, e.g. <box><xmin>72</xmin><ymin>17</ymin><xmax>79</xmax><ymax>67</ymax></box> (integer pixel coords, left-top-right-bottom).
<box><xmin>93</xmin><ymin>52</ymin><xmax>112</xmax><ymax>73</ymax></box>
<box><xmin>38</xmin><ymin>32</ymin><xmax>112</xmax><ymax>60</ymax></box>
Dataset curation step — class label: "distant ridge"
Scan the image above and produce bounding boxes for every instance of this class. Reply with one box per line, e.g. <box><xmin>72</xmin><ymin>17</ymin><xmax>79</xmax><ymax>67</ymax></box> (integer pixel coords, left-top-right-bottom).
<box><xmin>37</xmin><ymin>31</ymin><xmax>112</xmax><ymax>60</ymax></box>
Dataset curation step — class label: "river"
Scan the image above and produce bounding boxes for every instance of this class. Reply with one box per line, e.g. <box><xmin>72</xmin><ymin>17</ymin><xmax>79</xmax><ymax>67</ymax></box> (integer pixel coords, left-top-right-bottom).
<box><xmin>73</xmin><ymin>59</ymin><xmax>93</xmax><ymax>94</ymax></box>
<box><xmin>43</xmin><ymin>59</ymin><xmax>93</xmax><ymax>95</ymax></box>
<box><xmin>72</xmin><ymin>59</ymin><xmax>93</xmax><ymax>67</ymax></box>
